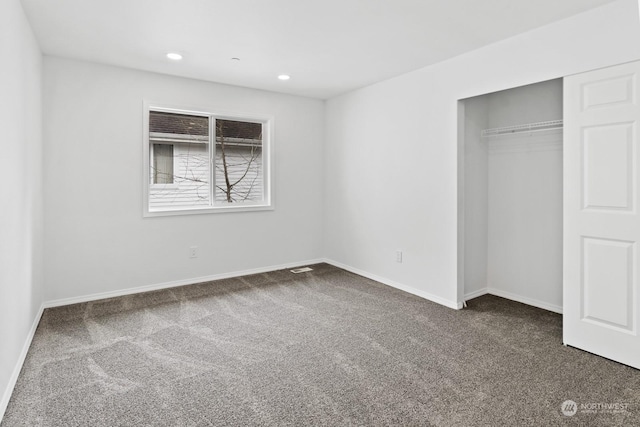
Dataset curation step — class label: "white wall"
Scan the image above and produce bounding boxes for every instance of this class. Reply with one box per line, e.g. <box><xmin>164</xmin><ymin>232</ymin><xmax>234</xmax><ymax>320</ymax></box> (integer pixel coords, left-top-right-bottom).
<box><xmin>43</xmin><ymin>58</ymin><xmax>324</xmax><ymax>301</ymax></box>
<box><xmin>324</xmin><ymin>0</ymin><xmax>640</xmax><ymax>308</ymax></box>
<box><xmin>461</xmin><ymin>97</ymin><xmax>489</xmax><ymax>296</ymax></box>
<box><xmin>486</xmin><ymin>79</ymin><xmax>563</xmax><ymax>129</ymax></box>
<box><xmin>487</xmin><ymin>132</ymin><xmax>563</xmax><ymax>311</ymax></box>
<box><xmin>0</xmin><ymin>0</ymin><xmax>43</xmax><ymax>417</ymax></box>
<box><xmin>484</xmin><ymin>80</ymin><xmax>563</xmax><ymax>312</ymax></box>
<box><xmin>461</xmin><ymin>80</ymin><xmax>563</xmax><ymax>311</ymax></box>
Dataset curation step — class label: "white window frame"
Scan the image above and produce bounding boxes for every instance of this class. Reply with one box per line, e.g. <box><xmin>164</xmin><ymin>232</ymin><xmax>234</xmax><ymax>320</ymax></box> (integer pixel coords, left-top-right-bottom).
<box><xmin>143</xmin><ymin>102</ymin><xmax>273</xmax><ymax>217</ymax></box>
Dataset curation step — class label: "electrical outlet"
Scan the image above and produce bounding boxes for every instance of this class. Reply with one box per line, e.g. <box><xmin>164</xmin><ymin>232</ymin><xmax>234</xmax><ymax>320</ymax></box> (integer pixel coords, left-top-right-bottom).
<box><xmin>396</xmin><ymin>250</ymin><xmax>403</xmax><ymax>263</ymax></box>
<box><xmin>189</xmin><ymin>246</ymin><xmax>198</xmax><ymax>258</ymax></box>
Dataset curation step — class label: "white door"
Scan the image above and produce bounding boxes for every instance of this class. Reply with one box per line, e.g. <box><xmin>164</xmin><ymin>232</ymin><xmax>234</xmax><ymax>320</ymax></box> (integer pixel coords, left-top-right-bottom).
<box><xmin>564</xmin><ymin>60</ymin><xmax>640</xmax><ymax>369</ymax></box>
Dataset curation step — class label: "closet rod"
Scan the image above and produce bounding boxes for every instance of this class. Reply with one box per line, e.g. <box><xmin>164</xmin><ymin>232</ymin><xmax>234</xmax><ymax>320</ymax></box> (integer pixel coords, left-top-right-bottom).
<box><xmin>481</xmin><ymin>119</ymin><xmax>563</xmax><ymax>138</ymax></box>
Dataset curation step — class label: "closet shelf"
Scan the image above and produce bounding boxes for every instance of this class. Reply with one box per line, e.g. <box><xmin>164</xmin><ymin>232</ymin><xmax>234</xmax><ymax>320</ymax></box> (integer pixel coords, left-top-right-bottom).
<box><xmin>481</xmin><ymin>119</ymin><xmax>563</xmax><ymax>138</ymax></box>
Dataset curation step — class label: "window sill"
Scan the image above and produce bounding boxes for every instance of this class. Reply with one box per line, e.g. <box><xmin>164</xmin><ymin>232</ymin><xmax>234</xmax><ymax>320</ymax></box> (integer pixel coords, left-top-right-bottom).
<box><xmin>144</xmin><ymin>203</ymin><xmax>274</xmax><ymax>217</ymax></box>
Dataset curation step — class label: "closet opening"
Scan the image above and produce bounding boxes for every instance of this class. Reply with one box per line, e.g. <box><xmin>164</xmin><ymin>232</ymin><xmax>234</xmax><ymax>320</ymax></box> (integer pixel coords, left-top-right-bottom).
<box><xmin>457</xmin><ymin>79</ymin><xmax>563</xmax><ymax>313</ymax></box>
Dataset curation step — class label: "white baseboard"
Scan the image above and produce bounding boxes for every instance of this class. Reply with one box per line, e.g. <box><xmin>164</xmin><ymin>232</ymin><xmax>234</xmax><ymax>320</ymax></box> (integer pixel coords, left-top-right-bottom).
<box><xmin>464</xmin><ymin>287</ymin><xmax>562</xmax><ymax>314</ymax></box>
<box><xmin>43</xmin><ymin>258</ymin><xmax>562</xmax><ymax>313</ymax></box>
<box><xmin>324</xmin><ymin>259</ymin><xmax>462</xmax><ymax>310</ymax></box>
<box><xmin>44</xmin><ymin>258</ymin><xmax>325</xmax><ymax>308</ymax></box>
<box><xmin>0</xmin><ymin>303</ymin><xmax>45</xmax><ymax>422</ymax></box>
<box><xmin>464</xmin><ymin>287</ymin><xmax>489</xmax><ymax>301</ymax></box>
<box><xmin>487</xmin><ymin>288</ymin><xmax>563</xmax><ymax>314</ymax></box>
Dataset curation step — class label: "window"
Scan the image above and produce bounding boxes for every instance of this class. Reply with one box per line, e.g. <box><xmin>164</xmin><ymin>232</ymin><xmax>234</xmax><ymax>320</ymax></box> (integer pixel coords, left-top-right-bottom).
<box><xmin>152</xmin><ymin>144</ymin><xmax>174</xmax><ymax>184</ymax></box>
<box><xmin>144</xmin><ymin>106</ymin><xmax>271</xmax><ymax>215</ymax></box>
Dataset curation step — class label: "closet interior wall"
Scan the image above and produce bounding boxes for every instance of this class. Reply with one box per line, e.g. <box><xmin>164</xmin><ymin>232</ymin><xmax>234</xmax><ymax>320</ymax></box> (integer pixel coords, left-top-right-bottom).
<box><xmin>462</xmin><ymin>79</ymin><xmax>563</xmax><ymax>313</ymax></box>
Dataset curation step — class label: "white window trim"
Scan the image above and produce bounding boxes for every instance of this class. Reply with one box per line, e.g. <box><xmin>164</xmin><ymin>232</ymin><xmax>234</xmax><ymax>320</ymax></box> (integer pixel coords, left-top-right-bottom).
<box><xmin>143</xmin><ymin>102</ymin><xmax>274</xmax><ymax>217</ymax></box>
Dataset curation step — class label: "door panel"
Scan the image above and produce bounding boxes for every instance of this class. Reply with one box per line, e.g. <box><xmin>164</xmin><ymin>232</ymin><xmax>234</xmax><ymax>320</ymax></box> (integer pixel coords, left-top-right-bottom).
<box><xmin>582</xmin><ymin>74</ymin><xmax>634</xmax><ymax>111</ymax></box>
<box><xmin>564</xmin><ymin>60</ymin><xmax>640</xmax><ymax>369</ymax></box>
<box><xmin>583</xmin><ymin>123</ymin><xmax>633</xmax><ymax>211</ymax></box>
<box><xmin>582</xmin><ymin>237</ymin><xmax>634</xmax><ymax>331</ymax></box>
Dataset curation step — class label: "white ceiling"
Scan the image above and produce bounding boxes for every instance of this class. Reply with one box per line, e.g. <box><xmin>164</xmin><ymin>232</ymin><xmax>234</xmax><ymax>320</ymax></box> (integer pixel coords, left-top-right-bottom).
<box><xmin>21</xmin><ymin>0</ymin><xmax>618</xmax><ymax>99</ymax></box>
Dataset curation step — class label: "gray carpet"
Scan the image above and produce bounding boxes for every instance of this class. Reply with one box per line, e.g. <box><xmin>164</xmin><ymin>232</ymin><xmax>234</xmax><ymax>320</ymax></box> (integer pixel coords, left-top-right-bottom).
<box><xmin>2</xmin><ymin>263</ymin><xmax>639</xmax><ymax>426</ymax></box>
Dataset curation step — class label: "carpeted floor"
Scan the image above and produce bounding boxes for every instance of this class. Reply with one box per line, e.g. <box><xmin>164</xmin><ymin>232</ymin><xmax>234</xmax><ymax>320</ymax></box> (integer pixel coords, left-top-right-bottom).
<box><xmin>2</xmin><ymin>263</ymin><xmax>639</xmax><ymax>426</ymax></box>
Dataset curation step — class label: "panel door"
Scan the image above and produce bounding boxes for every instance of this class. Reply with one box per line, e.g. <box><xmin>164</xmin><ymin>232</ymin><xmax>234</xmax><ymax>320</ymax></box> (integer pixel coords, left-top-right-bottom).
<box><xmin>564</xmin><ymin>60</ymin><xmax>640</xmax><ymax>369</ymax></box>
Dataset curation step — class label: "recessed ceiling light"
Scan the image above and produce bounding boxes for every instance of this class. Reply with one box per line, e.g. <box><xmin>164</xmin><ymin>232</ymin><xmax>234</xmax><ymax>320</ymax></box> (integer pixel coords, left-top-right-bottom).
<box><xmin>166</xmin><ymin>52</ymin><xmax>183</xmax><ymax>61</ymax></box>
<box><xmin>278</xmin><ymin>74</ymin><xmax>291</xmax><ymax>81</ymax></box>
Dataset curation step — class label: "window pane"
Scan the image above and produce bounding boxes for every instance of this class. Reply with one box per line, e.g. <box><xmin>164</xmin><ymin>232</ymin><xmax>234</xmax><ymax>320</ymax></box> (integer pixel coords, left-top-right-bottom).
<box><xmin>149</xmin><ymin>111</ymin><xmax>210</xmax><ymax>210</ymax></box>
<box><xmin>153</xmin><ymin>144</ymin><xmax>173</xmax><ymax>184</ymax></box>
<box><xmin>215</xmin><ymin>119</ymin><xmax>263</xmax><ymax>203</ymax></box>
